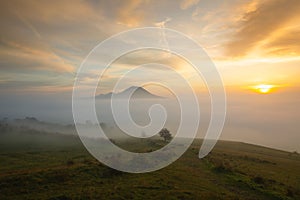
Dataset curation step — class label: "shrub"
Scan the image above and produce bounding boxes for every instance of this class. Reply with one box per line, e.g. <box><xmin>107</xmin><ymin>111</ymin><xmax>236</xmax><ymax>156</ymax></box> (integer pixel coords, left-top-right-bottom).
<box><xmin>253</xmin><ymin>176</ymin><xmax>264</xmax><ymax>184</ymax></box>
<box><xmin>66</xmin><ymin>160</ymin><xmax>74</xmax><ymax>166</ymax></box>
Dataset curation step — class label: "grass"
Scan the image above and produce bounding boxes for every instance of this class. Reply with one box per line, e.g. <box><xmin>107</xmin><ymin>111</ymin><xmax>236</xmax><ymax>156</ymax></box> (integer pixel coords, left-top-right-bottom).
<box><xmin>0</xmin><ymin>129</ymin><xmax>299</xmax><ymax>200</ymax></box>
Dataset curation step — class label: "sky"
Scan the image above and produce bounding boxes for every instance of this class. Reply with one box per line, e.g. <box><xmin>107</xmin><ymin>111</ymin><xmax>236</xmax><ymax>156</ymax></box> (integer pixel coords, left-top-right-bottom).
<box><xmin>0</xmin><ymin>0</ymin><xmax>299</xmax><ymax>151</ymax></box>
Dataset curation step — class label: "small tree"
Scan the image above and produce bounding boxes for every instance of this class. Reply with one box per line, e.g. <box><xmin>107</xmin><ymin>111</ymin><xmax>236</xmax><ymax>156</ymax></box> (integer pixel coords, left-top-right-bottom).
<box><xmin>159</xmin><ymin>128</ymin><xmax>172</xmax><ymax>142</ymax></box>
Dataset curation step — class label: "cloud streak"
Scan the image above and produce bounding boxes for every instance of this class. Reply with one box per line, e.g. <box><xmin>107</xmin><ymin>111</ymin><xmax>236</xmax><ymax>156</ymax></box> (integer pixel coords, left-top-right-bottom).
<box><xmin>180</xmin><ymin>0</ymin><xmax>200</xmax><ymax>10</ymax></box>
<box><xmin>117</xmin><ymin>0</ymin><xmax>145</xmax><ymax>27</ymax></box>
<box><xmin>225</xmin><ymin>0</ymin><xmax>300</xmax><ymax>58</ymax></box>
<box><xmin>0</xmin><ymin>40</ymin><xmax>75</xmax><ymax>72</ymax></box>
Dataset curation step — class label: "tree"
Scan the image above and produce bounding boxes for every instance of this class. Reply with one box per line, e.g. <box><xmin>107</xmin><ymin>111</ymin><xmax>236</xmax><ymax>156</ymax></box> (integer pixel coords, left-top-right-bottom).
<box><xmin>159</xmin><ymin>128</ymin><xmax>172</xmax><ymax>142</ymax></box>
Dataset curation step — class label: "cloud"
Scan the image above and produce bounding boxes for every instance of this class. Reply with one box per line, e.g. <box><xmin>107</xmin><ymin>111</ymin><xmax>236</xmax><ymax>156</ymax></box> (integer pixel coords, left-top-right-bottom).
<box><xmin>110</xmin><ymin>49</ymin><xmax>190</xmax><ymax>71</ymax></box>
<box><xmin>0</xmin><ymin>0</ymin><xmax>145</xmax><ymax>93</ymax></box>
<box><xmin>0</xmin><ymin>0</ymin><xmax>109</xmax><ymax>74</ymax></box>
<box><xmin>1</xmin><ymin>0</ymin><xmax>102</xmax><ymax>25</ymax></box>
<box><xmin>0</xmin><ymin>79</ymin><xmax>73</xmax><ymax>93</ymax></box>
<box><xmin>264</xmin><ymin>29</ymin><xmax>300</xmax><ymax>56</ymax></box>
<box><xmin>1</xmin><ymin>0</ymin><xmax>300</xmax><ymax>95</ymax></box>
<box><xmin>180</xmin><ymin>0</ymin><xmax>200</xmax><ymax>10</ymax></box>
<box><xmin>0</xmin><ymin>69</ymin><xmax>74</xmax><ymax>94</ymax></box>
<box><xmin>225</xmin><ymin>0</ymin><xmax>300</xmax><ymax>58</ymax></box>
<box><xmin>116</xmin><ymin>0</ymin><xmax>145</xmax><ymax>27</ymax></box>
<box><xmin>154</xmin><ymin>17</ymin><xmax>172</xmax><ymax>28</ymax></box>
<box><xmin>0</xmin><ymin>40</ymin><xmax>75</xmax><ymax>73</ymax></box>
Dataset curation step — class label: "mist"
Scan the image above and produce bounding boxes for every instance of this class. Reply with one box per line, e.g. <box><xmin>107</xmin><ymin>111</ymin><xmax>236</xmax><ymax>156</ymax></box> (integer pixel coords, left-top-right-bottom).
<box><xmin>0</xmin><ymin>86</ymin><xmax>299</xmax><ymax>152</ymax></box>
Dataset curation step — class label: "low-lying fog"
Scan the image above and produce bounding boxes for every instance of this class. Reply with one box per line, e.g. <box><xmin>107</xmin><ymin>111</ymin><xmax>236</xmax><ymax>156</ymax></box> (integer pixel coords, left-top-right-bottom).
<box><xmin>0</xmin><ymin>87</ymin><xmax>299</xmax><ymax>152</ymax></box>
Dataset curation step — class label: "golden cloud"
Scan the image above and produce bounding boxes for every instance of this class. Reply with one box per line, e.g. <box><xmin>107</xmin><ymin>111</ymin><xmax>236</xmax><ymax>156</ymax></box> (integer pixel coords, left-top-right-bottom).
<box><xmin>0</xmin><ymin>41</ymin><xmax>75</xmax><ymax>73</ymax></box>
<box><xmin>180</xmin><ymin>0</ymin><xmax>200</xmax><ymax>10</ymax></box>
<box><xmin>225</xmin><ymin>0</ymin><xmax>300</xmax><ymax>58</ymax></box>
<box><xmin>264</xmin><ymin>29</ymin><xmax>300</xmax><ymax>56</ymax></box>
<box><xmin>116</xmin><ymin>0</ymin><xmax>145</xmax><ymax>27</ymax></box>
<box><xmin>111</xmin><ymin>49</ymin><xmax>191</xmax><ymax>71</ymax></box>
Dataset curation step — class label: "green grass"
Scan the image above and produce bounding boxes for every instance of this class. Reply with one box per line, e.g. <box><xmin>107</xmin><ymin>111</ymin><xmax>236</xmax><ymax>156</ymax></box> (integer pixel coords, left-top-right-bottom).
<box><xmin>0</xmin><ymin>131</ymin><xmax>299</xmax><ymax>200</ymax></box>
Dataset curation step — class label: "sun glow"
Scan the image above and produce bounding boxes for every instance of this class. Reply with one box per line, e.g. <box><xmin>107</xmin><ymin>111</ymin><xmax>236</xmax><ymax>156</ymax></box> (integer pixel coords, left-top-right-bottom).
<box><xmin>253</xmin><ymin>84</ymin><xmax>274</xmax><ymax>94</ymax></box>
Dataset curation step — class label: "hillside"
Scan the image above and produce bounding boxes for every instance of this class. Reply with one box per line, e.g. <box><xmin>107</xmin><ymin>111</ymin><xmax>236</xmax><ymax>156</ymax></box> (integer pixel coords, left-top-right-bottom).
<box><xmin>0</xmin><ymin>128</ymin><xmax>299</xmax><ymax>200</ymax></box>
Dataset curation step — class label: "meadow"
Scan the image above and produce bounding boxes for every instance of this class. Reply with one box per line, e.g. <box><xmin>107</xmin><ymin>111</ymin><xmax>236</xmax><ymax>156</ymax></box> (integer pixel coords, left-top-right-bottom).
<box><xmin>0</xmin><ymin>125</ymin><xmax>299</xmax><ymax>200</ymax></box>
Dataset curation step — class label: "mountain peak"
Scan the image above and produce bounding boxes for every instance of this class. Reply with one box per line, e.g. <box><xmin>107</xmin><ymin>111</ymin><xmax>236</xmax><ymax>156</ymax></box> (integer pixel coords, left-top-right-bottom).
<box><xmin>96</xmin><ymin>86</ymin><xmax>163</xmax><ymax>99</ymax></box>
<box><xmin>124</xmin><ymin>85</ymin><xmax>143</xmax><ymax>91</ymax></box>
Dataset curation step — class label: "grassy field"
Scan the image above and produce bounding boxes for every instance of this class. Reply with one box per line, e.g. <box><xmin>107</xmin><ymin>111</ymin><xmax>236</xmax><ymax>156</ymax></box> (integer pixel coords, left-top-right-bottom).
<box><xmin>0</xmin><ymin>128</ymin><xmax>299</xmax><ymax>200</ymax></box>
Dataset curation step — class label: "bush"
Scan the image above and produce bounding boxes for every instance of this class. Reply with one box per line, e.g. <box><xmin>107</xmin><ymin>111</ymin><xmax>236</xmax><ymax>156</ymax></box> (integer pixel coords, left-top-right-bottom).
<box><xmin>66</xmin><ymin>160</ymin><xmax>74</xmax><ymax>166</ymax></box>
<box><xmin>253</xmin><ymin>176</ymin><xmax>264</xmax><ymax>184</ymax></box>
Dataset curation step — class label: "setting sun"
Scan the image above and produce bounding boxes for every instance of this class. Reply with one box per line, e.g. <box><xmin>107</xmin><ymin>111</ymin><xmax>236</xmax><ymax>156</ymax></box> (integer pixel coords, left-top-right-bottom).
<box><xmin>253</xmin><ymin>84</ymin><xmax>274</xmax><ymax>94</ymax></box>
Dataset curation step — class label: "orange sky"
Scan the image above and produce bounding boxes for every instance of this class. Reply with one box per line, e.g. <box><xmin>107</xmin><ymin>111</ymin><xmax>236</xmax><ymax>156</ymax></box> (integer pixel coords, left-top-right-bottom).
<box><xmin>0</xmin><ymin>0</ymin><xmax>300</xmax><ymax>94</ymax></box>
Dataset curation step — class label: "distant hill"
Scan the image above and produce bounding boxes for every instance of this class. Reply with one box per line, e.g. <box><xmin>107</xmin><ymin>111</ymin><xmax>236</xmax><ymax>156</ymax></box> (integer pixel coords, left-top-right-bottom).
<box><xmin>0</xmin><ymin>117</ymin><xmax>76</xmax><ymax>135</ymax></box>
<box><xmin>95</xmin><ymin>86</ymin><xmax>164</xmax><ymax>99</ymax></box>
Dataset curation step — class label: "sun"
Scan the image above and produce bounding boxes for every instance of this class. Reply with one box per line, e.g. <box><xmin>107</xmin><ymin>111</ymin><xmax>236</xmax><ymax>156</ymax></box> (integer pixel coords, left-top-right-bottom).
<box><xmin>253</xmin><ymin>84</ymin><xmax>274</xmax><ymax>94</ymax></box>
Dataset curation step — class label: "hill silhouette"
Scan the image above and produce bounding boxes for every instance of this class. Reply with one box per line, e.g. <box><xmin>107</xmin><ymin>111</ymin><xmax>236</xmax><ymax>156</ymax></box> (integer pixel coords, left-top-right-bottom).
<box><xmin>96</xmin><ymin>86</ymin><xmax>163</xmax><ymax>99</ymax></box>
